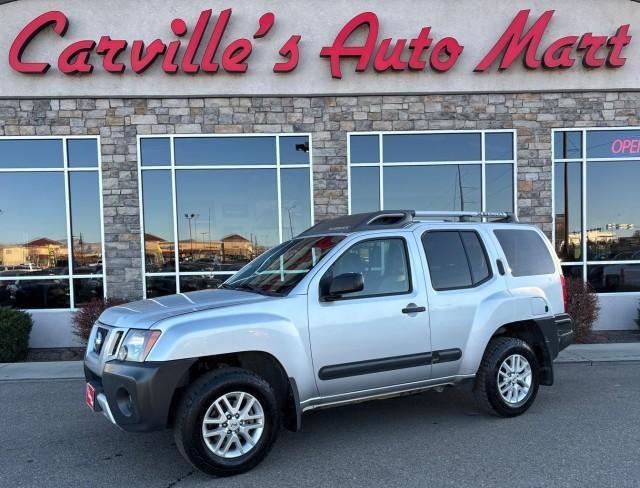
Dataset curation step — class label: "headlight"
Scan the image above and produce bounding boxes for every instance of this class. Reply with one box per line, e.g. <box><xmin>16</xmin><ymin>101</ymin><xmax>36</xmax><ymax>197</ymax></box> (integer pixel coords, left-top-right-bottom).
<box><xmin>117</xmin><ymin>329</ymin><xmax>161</xmax><ymax>362</ymax></box>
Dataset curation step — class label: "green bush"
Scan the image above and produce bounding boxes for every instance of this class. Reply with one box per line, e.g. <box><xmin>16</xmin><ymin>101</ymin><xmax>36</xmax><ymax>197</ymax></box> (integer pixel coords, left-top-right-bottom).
<box><xmin>0</xmin><ymin>307</ymin><xmax>33</xmax><ymax>362</ymax></box>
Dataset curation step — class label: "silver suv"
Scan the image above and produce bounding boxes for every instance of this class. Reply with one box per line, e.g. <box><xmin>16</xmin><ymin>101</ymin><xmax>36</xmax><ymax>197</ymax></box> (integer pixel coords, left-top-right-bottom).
<box><xmin>84</xmin><ymin>210</ymin><xmax>573</xmax><ymax>476</ymax></box>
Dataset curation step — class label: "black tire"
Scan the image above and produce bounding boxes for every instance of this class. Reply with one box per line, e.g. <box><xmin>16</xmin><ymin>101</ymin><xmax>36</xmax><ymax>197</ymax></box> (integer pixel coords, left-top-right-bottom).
<box><xmin>173</xmin><ymin>367</ymin><xmax>280</xmax><ymax>477</ymax></box>
<box><xmin>473</xmin><ymin>337</ymin><xmax>540</xmax><ymax>417</ymax></box>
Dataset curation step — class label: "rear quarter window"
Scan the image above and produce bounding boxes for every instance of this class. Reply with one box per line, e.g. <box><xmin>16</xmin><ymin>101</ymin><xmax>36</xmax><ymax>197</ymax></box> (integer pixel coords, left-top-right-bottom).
<box><xmin>493</xmin><ymin>229</ymin><xmax>555</xmax><ymax>277</ymax></box>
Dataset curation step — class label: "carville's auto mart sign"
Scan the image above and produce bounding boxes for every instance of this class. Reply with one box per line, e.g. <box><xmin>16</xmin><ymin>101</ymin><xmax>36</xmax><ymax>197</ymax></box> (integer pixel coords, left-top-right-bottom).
<box><xmin>1</xmin><ymin>0</ymin><xmax>639</xmax><ymax>97</ymax></box>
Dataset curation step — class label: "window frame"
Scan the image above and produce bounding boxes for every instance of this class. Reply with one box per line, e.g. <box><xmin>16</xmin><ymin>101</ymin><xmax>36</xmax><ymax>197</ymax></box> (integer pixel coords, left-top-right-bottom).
<box><xmin>551</xmin><ymin>127</ymin><xmax>640</xmax><ymax>296</ymax></box>
<box><xmin>137</xmin><ymin>133</ymin><xmax>314</xmax><ymax>299</ymax></box>
<box><xmin>320</xmin><ymin>236</ymin><xmax>413</xmax><ymax>301</ymax></box>
<box><xmin>347</xmin><ymin>130</ymin><xmax>518</xmax><ymax>216</ymax></box>
<box><xmin>0</xmin><ymin>135</ymin><xmax>106</xmax><ymax>309</ymax></box>
<box><xmin>421</xmin><ymin>229</ymin><xmax>493</xmax><ymax>292</ymax></box>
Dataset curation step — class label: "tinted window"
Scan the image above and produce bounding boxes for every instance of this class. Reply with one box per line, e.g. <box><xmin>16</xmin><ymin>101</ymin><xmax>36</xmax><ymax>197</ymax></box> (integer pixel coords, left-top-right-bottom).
<box><xmin>0</xmin><ymin>139</ymin><xmax>63</xmax><ymax>168</ymax></box>
<box><xmin>174</xmin><ymin>137</ymin><xmax>276</xmax><ymax>165</ymax></box>
<box><xmin>175</xmin><ymin>169</ymin><xmax>279</xmax><ymax>272</ymax></box>
<box><xmin>281</xmin><ymin>168</ymin><xmax>312</xmax><ymax>239</ymax></box>
<box><xmin>422</xmin><ymin>232</ymin><xmax>472</xmax><ymax>290</ymax></box>
<box><xmin>350</xmin><ymin>167</ymin><xmax>380</xmax><ymax>214</ymax></box>
<box><xmin>554</xmin><ymin>131</ymin><xmax>583</xmax><ymax>159</ymax></box>
<box><xmin>326</xmin><ymin>238</ymin><xmax>410</xmax><ymax>298</ymax></box>
<box><xmin>140</xmin><ymin>138</ymin><xmax>171</xmax><ymax>166</ymax></box>
<box><xmin>586</xmin><ymin>161</ymin><xmax>640</xmax><ymax>261</ymax></box>
<box><xmin>554</xmin><ymin>162</ymin><xmax>583</xmax><ymax>262</ymax></box>
<box><xmin>587</xmin><ymin>263</ymin><xmax>640</xmax><ymax>293</ymax></box>
<box><xmin>460</xmin><ymin>232</ymin><xmax>491</xmax><ymax>284</ymax></box>
<box><xmin>384</xmin><ymin>165</ymin><xmax>481</xmax><ymax>212</ymax></box>
<box><xmin>142</xmin><ymin>171</ymin><xmax>175</xmax><ymax>272</ymax></box>
<box><xmin>350</xmin><ymin>135</ymin><xmax>379</xmax><ymax>163</ymax></box>
<box><xmin>586</xmin><ymin>130</ymin><xmax>640</xmax><ymax>159</ymax></box>
<box><xmin>485</xmin><ymin>133</ymin><xmax>513</xmax><ymax>160</ymax></box>
<box><xmin>383</xmin><ymin>133</ymin><xmax>481</xmax><ymax>162</ymax></box>
<box><xmin>67</xmin><ymin>139</ymin><xmax>99</xmax><ymax>167</ymax></box>
<box><xmin>494</xmin><ymin>229</ymin><xmax>555</xmax><ymax>277</ymax></box>
<box><xmin>279</xmin><ymin>136</ymin><xmax>310</xmax><ymax>165</ymax></box>
<box><xmin>485</xmin><ymin>164</ymin><xmax>514</xmax><ymax>213</ymax></box>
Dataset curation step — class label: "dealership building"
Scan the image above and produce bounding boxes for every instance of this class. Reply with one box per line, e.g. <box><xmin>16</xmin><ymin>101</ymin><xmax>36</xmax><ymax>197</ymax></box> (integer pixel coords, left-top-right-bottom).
<box><xmin>1</xmin><ymin>0</ymin><xmax>639</xmax><ymax>348</ymax></box>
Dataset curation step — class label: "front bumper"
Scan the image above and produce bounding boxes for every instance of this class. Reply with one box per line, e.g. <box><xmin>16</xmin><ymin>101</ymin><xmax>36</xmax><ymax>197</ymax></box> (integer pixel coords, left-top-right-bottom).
<box><xmin>84</xmin><ymin>358</ymin><xmax>196</xmax><ymax>432</ymax></box>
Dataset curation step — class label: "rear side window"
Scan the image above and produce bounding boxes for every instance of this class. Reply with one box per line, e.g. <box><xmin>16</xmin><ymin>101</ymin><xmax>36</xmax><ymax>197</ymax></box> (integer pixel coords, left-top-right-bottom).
<box><xmin>493</xmin><ymin>229</ymin><xmax>555</xmax><ymax>277</ymax></box>
<box><xmin>460</xmin><ymin>232</ymin><xmax>491</xmax><ymax>284</ymax></box>
<box><xmin>422</xmin><ymin>231</ymin><xmax>492</xmax><ymax>290</ymax></box>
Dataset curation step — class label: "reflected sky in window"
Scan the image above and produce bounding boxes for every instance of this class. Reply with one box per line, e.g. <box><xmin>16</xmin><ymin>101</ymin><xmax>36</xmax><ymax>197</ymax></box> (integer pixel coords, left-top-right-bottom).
<box><xmin>384</xmin><ymin>165</ymin><xmax>481</xmax><ymax>211</ymax></box>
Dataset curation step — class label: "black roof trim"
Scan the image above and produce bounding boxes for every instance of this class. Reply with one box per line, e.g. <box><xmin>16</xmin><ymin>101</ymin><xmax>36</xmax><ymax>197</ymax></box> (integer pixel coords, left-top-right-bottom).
<box><xmin>298</xmin><ymin>211</ymin><xmax>415</xmax><ymax>237</ymax></box>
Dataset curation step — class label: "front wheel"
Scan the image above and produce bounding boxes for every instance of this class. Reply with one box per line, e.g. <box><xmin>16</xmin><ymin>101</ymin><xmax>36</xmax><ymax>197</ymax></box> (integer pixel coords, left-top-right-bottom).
<box><xmin>174</xmin><ymin>367</ymin><xmax>280</xmax><ymax>477</ymax></box>
<box><xmin>473</xmin><ymin>337</ymin><xmax>540</xmax><ymax>417</ymax></box>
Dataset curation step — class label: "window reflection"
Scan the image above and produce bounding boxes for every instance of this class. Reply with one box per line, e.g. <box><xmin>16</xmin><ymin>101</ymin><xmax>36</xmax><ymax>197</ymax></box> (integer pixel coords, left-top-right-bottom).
<box><xmin>0</xmin><ymin>172</ymin><xmax>68</xmax><ymax>273</ymax></box>
<box><xmin>69</xmin><ymin>172</ymin><xmax>102</xmax><ymax>273</ymax></box>
<box><xmin>0</xmin><ymin>279</ymin><xmax>70</xmax><ymax>309</ymax></box>
<box><xmin>486</xmin><ymin>164</ymin><xmax>514</xmax><ymax>213</ymax></box>
<box><xmin>176</xmin><ymin>169</ymin><xmax>279</xmax><ymax>272</ymax></box>
<box><xmin>67</xmin><ymin>139</ymin><xmax>99</xmax><ymax>168</ymax></box>
<box><xmin>74</xmin><ymin>278</ymin><xmax>104</xmax><ymax>306</ymax></box>
<box><xmin>383</xmin><ymin>133</ymin><xmax>481</xmax><ymax>162</ymax></box>
<box><xmin>554</xmin><ymin>131</ymin><xmax>582</xmax><ymax>159</ymax></box>
<box><xmin>485</xmin><ymin>133</ymin><xmax>513</xmax><ymax>160</ymax></box>
<box><xmin>175</xmin><ymin>137</ymin><xmax>276</xmax><ymax>165</ymax></box>
<box><xmin>586</xmin><ymin>130</ymin><xmax>640</xmax><ymax>159</ymax></box>
<box><xmin>350</xmin><ymin>135</ymin><xmax>379</xmax><ymax>163</ymax></box>
<box><xmin>281</xmin><ymin>169</ymin><xmax>312</xmax><ymax>239</ymax></box>
<box><xmin>0</xmin><ymin>139</ymin><xmax>63</xmax><ymax>168</ymax></box>
<box><xmin>350</xmin><ymin>167</ymin><xmax>380</xmax><ymax>214</ymax></box>
<box><xmin>180</xmin><ymin>274</ymin><xmax>231</xmax><ymax>293</ymax></box>
<box><xmin>146</xmin><ymin>276</ymin><xmax>176</xmax><ymax>298</ymax></box>
<box><xmin>586</xmin><ymin>162</ymin><xmax>640</xmax><ymax>261</ymax></box>
<box><xmin>143</xmin><ymin>171</ymin><xmax>175</xmax><ymax>272</ymax></box>
<box><xmin>140</xmin><ymin>138</ymin><xmax>171</xmax><ymax>166</ymax></box>
<box><xmin>588</xmin><ymin>264</ymin><xmax>640</xmax><ymax>293</ymax></box>
<box><xmin>384</xmin><ymin>165</ymin><xmax>481</xmax><ymax>212</ymax></box>
<box><xmin>279</xmin><ymin>136</ymin><xmax>310</xmax><ymax>165</ymax></box>
<box><xmin>554</xmin><ymin>162</ymin><xmax>582</xmax><ymax>262</ymax></box>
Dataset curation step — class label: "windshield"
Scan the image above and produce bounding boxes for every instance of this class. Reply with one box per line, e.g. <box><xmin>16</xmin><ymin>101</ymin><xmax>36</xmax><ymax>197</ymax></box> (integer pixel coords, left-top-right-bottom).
<box><xmin>222</xmin><ymin>235</ymin><xmax>345</xmax><ymax>296</ymax></box>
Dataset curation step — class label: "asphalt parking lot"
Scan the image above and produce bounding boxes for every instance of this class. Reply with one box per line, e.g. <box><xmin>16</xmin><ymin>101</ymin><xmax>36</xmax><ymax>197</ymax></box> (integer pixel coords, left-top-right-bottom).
<box><xmin>1</xmin><ymin>362</ymin><xmax>639</xmax><ymax>488</ymax></box>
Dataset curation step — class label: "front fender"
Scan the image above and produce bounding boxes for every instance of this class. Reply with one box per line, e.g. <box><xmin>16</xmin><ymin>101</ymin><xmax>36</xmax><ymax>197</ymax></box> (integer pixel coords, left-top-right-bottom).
<box><xmin>146</xmin><ymin>305</ymin><xmax>317</xmax><ymax>401</ymax></box>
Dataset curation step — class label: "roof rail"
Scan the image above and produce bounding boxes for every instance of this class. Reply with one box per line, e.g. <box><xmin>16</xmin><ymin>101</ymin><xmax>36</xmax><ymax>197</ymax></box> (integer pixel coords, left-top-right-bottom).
<box><xmin>413</xmin><ymin>211</ymin><xmax>518</xmax><ymax>223</ymax></box>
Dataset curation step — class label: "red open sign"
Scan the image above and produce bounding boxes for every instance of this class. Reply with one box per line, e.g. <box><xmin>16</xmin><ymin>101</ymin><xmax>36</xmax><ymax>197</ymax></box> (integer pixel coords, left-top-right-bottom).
<box><xmin>611</xmin><ymin>139</ymin><xmax>640</xmax><ymax>155</ymax></box>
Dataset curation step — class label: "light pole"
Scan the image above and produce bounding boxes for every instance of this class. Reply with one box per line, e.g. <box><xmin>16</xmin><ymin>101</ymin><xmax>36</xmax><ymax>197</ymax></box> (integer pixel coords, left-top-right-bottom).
<box><xmin>184</xmin><ymin>213</ymin><xmax>195</xmax><ymax>258</ymax></box>
<box><xmin>287</xmin><ymin>205</ymin><xmax>296</xmax><ymax>239</ymax></box>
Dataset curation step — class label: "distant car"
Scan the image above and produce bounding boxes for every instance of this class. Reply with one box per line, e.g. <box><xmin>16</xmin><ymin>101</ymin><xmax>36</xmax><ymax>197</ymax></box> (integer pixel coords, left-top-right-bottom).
<box><xmin>85</xmin><ymin>210</ymin><xmax>573</xmax><ymax>477</ymax></box>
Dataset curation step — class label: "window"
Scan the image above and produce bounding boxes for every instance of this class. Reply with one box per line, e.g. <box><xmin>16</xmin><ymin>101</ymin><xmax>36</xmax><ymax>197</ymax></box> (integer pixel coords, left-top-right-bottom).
<box><xmin>348</xmin><ymin>131</ymin><xmax>516</xmax><ymax>215</ymax></box>
<box><xmin>0</xmin><ymin>137</ymin><xmax>104</xmax><ymax>309</ymax></box>
<box><xmin>422</xmin><ymin>231</ymin><xmax>491</xmax><ymax>290</ymax></box>
<box><xmin>494</xmin><ymin>229</ymin><xmax>555</xmax><ymax>277</ymax></box>
<box><xmin>324</xmin><ymin>238</ymin><xmax>411</xmax><ymax>298</ymax></box>
<box><xmin>138</xmin><ymin>134</ymin><xmax>313</xmax><ymax>298</ymax></box>
<box><xmin>553</xmin><ymin>128</ymin><xmax>640</xmax><ymax>293</ymax></box>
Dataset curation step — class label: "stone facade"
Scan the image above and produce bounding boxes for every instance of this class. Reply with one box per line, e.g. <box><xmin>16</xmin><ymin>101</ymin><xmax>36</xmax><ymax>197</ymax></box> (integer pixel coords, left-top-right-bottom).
<box><xmin>1</xmin><ymin>92</ymin><xmax>638</xmax><ymax>301</ymax></box>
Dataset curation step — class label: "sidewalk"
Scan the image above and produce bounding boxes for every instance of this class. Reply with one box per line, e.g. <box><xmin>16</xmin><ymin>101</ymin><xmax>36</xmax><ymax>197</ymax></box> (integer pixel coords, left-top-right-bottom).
<box><xmin>1</xmin><ymin>343</ymin><xmax>639</xmax><ymax>381</ymax></box>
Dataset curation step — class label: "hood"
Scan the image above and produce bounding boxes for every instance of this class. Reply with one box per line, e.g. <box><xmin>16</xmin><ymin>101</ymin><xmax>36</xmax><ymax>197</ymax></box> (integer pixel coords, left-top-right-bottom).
<box><xmin>98</xmin><ymin>289</ymin><xmax>274</xmax><ymax>330</ymax></box>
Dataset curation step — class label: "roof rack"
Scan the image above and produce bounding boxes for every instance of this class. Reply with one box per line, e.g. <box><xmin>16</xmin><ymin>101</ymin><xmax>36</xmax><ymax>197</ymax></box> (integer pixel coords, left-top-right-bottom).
<box><xmin>297</xmin><ymin>210</ymin><xmax>518</xmax><ymax>237</ymax></box>
<box><xmin>413</xmin><ymin>211</ymin><xmax>518</xmax><ymax>223</ymax></box>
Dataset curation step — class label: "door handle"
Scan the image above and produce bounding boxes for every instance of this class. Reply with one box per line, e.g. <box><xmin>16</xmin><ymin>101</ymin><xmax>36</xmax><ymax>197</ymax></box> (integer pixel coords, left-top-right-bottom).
<box><xmin>402</xmin><ymin>305</ymin><xmax>426</xmax><ymax>314</ymax></box>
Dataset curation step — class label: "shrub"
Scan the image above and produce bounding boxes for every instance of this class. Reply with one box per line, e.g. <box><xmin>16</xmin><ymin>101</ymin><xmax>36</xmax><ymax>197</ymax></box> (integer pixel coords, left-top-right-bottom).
<box><xmin>565</xmin><ymin>277</ymin><xmax>600</xmax><ymax>343</ymax></box>
<box><xmin>72</xmin><ymin>298</ymin><xmax>128</xmax><ymax>344</ymax></box>
<box><xmin>0</xmin><ymin>307</ymin><xmax>33</xmax><ymax>362</ymax></box>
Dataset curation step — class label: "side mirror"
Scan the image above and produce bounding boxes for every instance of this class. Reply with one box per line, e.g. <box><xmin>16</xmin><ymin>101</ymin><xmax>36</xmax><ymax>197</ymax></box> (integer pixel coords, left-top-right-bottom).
<box><xmin>322</xmin><ymin>272</ymin><xmax>364</xmax><ymax>301</ymax></box>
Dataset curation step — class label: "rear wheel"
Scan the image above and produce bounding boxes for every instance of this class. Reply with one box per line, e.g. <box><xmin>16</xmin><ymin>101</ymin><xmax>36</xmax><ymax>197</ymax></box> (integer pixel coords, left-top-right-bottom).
<box><xmin>473</xmin><ymin>337</ymin><xmax>540</xmax><ymax>417</ymax></box>
<box><xmin>174</xmin><ymin>367</ymin><xmax>280</xmax><ymax>477</ymax></box>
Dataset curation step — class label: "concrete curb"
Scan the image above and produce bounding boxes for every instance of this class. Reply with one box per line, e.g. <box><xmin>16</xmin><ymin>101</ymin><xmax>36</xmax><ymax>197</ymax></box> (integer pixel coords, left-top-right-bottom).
<box><xmin>1</xmin><ymin>343</ymin><xmax>639</xmax><ymax>381</ymax></box>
